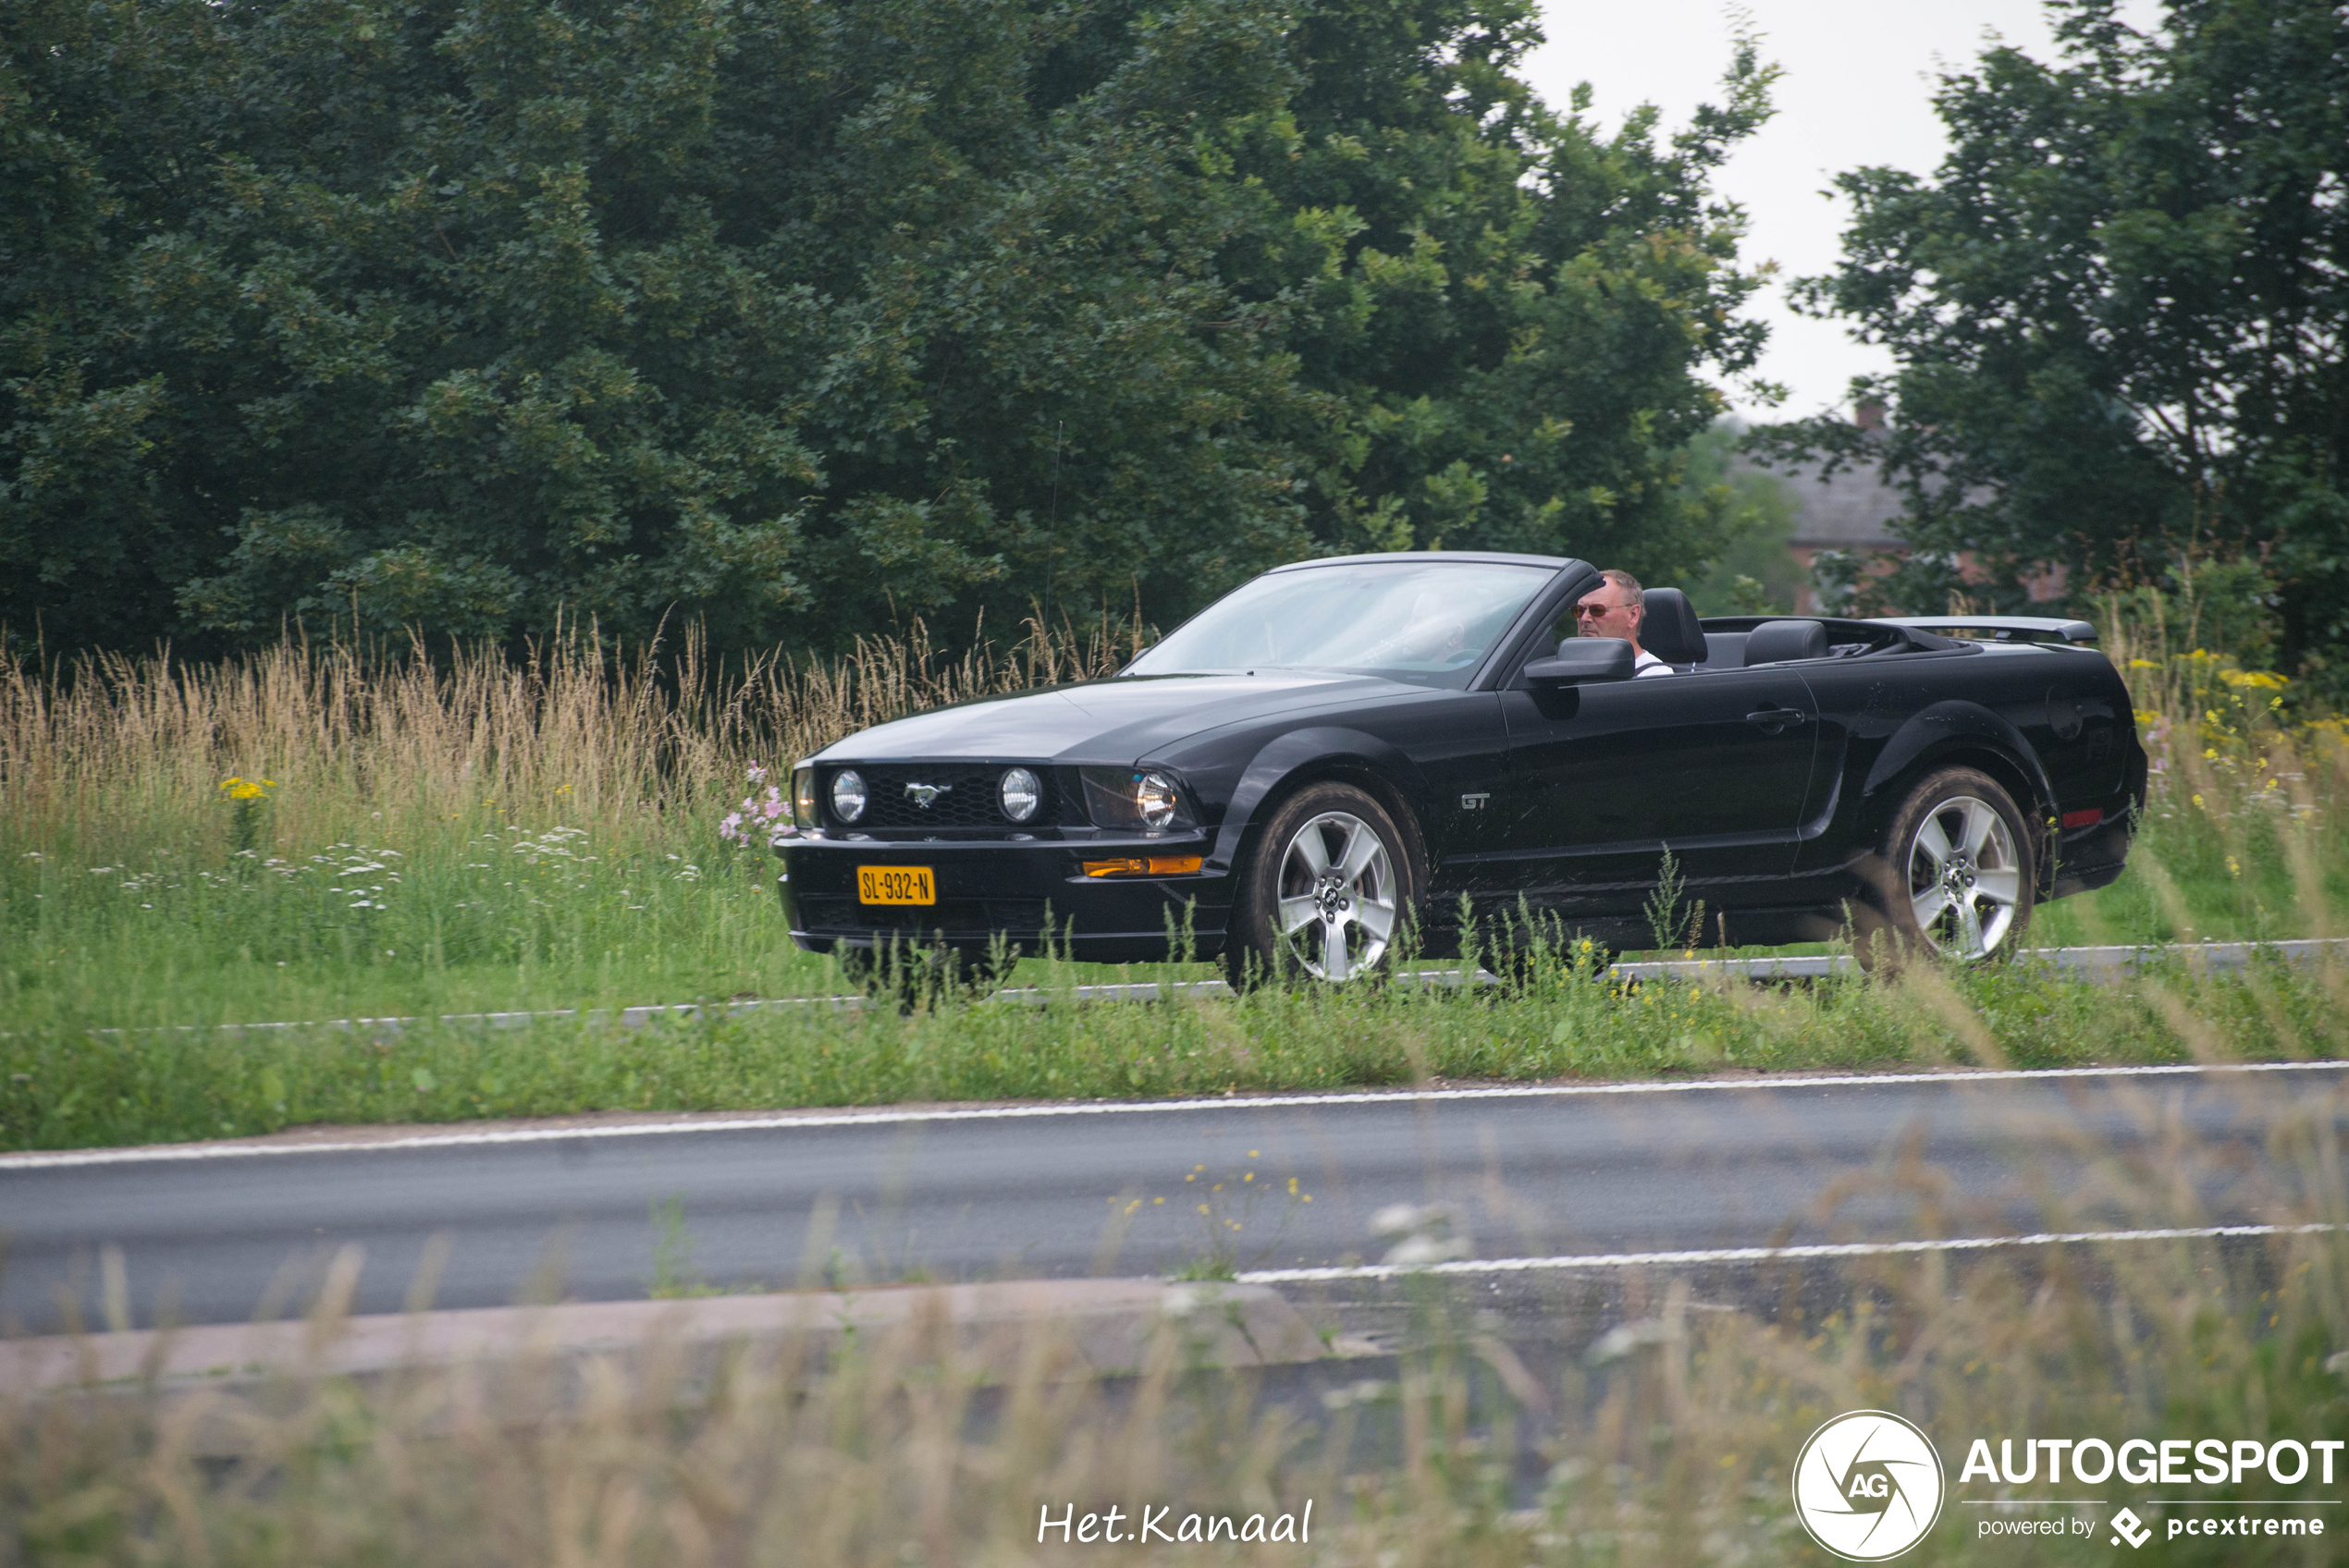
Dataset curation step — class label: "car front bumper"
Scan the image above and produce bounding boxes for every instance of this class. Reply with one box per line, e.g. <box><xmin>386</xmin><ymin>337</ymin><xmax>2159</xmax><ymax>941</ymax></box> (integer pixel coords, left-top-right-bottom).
<box><xmin>776</xmin><ymin>832</ymin><xmax>1231</xmax><ymax>962</ymax></box>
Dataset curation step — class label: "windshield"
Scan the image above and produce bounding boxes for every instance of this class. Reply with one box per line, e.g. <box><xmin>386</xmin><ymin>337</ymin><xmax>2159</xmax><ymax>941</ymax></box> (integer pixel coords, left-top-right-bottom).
<box><xmin>1125</xmin><ymin>560</ymin><xmax>1555</xmax><ymax>687</ymax></box>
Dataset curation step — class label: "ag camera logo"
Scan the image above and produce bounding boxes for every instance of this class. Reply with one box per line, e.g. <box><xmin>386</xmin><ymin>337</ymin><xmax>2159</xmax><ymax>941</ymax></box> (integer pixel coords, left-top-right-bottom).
<box><xmin>1792</xmin><ymin>1410</ymin><xmax>1947</xmax><ymax>1561</ymax></box>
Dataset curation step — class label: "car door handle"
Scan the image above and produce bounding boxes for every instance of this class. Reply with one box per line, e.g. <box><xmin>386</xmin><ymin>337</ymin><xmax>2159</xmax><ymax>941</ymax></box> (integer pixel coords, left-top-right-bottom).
<box><xmin>1745</xmin><ymin>708</ymin><xmax>1811</xmax><ymax>731</ymax></box>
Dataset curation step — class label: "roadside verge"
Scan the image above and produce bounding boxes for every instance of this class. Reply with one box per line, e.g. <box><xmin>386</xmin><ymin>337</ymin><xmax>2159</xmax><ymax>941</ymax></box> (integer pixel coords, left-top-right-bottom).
<box><xmin>6</xmin><ymin>1275</ymin><xmax>1361</xmax><ymax>1410</ymax></box>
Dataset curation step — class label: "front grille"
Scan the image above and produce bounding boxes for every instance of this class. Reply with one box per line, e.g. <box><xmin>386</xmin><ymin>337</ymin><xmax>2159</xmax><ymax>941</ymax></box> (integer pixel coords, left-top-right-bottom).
<box><xmin>798</xmin><ymin>897</ymin><xmax>1052</xmax><ymax>936</ymax></box>
<box><xmin>844</xmin><ymin>766</ymin><xmax>1061</xmax><ymax>829</ymax></box>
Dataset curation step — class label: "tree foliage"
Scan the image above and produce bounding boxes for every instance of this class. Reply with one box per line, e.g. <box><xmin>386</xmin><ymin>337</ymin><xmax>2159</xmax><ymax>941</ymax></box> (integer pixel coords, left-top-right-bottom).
<box><xmin>1753</xmin><ymin>0</ymin><xmax>2347</xmax><ymax>678</ymax></box>
<box><xmin>2</xmin><ymin>0</ymin><xmax>1775</xmax><ymax>654</ymax></box>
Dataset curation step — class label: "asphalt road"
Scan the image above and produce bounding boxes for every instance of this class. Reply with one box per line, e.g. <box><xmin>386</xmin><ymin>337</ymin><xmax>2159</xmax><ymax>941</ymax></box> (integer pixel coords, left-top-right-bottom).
<box><xmin>5</xmin><ymin>1063</ymin><xmax>2343</xmax><ymax>1335</ymax></box>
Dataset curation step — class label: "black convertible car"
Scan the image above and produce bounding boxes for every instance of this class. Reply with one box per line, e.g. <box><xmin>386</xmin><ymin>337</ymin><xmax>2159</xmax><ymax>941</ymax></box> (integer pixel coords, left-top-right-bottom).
<box><xmin>779</xmin><ymin>553</ymin><xmax>2145</xmax><ymax>983</ymax></box>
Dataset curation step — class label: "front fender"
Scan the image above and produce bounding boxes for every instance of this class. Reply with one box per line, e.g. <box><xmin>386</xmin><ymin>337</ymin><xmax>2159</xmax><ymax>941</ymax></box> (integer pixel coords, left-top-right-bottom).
<box><xmin>1182</xmin><ymin>727</ymin><xmax>1435</xmax><ymax>872</ymax></box>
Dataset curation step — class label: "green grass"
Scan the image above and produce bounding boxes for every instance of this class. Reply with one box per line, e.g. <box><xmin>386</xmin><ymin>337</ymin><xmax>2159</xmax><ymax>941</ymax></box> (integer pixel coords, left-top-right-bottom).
<box><xmin>7</xmin><ymin>945</ymin><xmax>2343</xmax><ymax>1151</ymax></box>
<box><xmin>4</xmin><ymin>767</ymin><xmax>2337</xmax><ymax>1037</ymax></box>
<box><xmin>6</xmin><ymin>625</ymin><xmax>2347</xmax><ymax>1141</ymax></box>
<box><xmin>5</xmin><ymin>816</ymin><xmax>834</xmax><ymax>1029</ymax></box>
<box><xmin>3</xmin><ymin>816</ymin><xmax>2332</xmax><ymax>1039</ymax></box>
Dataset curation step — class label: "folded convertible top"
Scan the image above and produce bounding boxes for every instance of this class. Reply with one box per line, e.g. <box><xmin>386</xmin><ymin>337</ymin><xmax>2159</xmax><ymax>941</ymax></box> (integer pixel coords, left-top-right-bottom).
<box><xmin>1873</xmin><ymin>615</ymin><xmax>2097</xmax><ymax>644</ymax></box>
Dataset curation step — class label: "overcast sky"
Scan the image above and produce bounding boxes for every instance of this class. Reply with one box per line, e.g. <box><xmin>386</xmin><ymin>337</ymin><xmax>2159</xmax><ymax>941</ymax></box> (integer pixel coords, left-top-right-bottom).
<box><xmin>1520</xmin><ymin>1</ymin><xmax>2151</xmax><ymax>423</ymax></box>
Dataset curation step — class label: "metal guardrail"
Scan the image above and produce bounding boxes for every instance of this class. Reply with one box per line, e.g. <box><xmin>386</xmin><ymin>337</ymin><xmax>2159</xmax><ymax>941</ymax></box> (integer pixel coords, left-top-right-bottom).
<box><xmin>74</xmin><ymin>938</ymin><xmax>2349</xmax><ymax>1038</ymax></box>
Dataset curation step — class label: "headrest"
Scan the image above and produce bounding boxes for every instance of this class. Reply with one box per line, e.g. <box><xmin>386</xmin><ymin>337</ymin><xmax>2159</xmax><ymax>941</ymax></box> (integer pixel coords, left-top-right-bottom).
<box><xmin>1641</xmin><ymin>588</ymin><xmax>1706</xmax><ymax>666</ymax></box>
<box><xmin>1744</xmin><ymin>619</ymin><xmax>1827</xmax><ymax>664</ymax></box>
<box><xmin>1698</xmin><ymin>631</ymin><xmax>1748</xmax><ymax>669</ymax></box>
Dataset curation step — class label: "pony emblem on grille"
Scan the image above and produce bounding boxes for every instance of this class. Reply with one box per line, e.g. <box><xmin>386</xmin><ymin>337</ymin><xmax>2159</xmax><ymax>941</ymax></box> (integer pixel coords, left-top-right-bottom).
<box><xmin>904</xmin><ymin>781</ymin><xmax>953</xmax><ymax>809</ymax></box>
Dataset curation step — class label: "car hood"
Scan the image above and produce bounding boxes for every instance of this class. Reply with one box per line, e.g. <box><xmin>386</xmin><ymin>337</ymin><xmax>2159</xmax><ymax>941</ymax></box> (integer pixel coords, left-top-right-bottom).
<box><xmin>816</xmin><ymin>672</ymin><xmax>1423</xmax><ymax>763</ymax></box>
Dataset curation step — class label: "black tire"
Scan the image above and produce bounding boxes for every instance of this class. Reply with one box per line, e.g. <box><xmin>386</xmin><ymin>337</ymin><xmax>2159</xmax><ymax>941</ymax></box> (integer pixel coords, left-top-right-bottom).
<box><xmin>1220</xmin><ymin>781</ymin><xmax>1419</xmax><ymax>990</ymax></box>
<box><xmin>1851</xmin><ymin>766</ymin><xmax>2035</xmax><ymax>972</ymax></box>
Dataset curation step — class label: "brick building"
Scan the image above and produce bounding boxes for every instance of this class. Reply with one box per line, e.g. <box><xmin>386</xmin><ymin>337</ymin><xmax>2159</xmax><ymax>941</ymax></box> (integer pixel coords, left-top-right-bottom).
<box><xmin>1728</xmin><ymin>405</ymin><xmax>2064</xmax><ymax>612</ymax></box>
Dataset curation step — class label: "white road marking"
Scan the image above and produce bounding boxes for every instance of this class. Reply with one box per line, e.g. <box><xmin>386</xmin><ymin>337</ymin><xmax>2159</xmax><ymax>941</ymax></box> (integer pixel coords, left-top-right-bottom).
<box><xmin>4</xmin><ymin>1059</ymin><xmax>2343</xmax><ymax>1172</ymax></box>
<box><xmin>1235</xmin><ymin>1221</ymin><xmax>2345</xmax><ymax>1284</ymax></box>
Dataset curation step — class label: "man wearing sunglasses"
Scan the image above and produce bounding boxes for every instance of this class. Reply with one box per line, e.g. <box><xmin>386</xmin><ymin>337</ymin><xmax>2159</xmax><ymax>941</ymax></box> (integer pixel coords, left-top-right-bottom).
<box><xmin>1574</xmin><ymin>569</ymin><xmax>1673</xmax><ymax>677</ymax></box>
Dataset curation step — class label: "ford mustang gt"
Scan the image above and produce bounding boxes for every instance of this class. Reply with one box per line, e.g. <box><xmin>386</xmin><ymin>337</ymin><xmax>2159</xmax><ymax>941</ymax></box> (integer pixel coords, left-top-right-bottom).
<box><xmin>777</xmin><ymin>553</ymin><xmax>2144</xmax><ymax>984</ymax></box>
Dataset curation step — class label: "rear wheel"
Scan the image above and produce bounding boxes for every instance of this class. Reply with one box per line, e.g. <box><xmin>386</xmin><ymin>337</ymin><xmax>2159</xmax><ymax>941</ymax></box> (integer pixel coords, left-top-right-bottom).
<box><xmin>1853</xmin><ymin>766</ymin><xmax>2035</xmax><ymax>970</ymax></box>
<box><xmin>1221</xmin><ymin>782</ymin><xmax>1416</xmax><ymax>990</ymax></box>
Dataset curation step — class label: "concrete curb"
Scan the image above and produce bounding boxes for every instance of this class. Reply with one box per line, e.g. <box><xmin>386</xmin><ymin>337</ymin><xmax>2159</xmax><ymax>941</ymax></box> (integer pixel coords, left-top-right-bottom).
<box><xmin>2</xmin><ymin>1277</ymin><xmax>1361</xmax><ymax>1398</ymax></box>
<box><xmin>74</xmin><ymin>938</ymin><xmax>2349</xmax><ymax>1040</ymax></box>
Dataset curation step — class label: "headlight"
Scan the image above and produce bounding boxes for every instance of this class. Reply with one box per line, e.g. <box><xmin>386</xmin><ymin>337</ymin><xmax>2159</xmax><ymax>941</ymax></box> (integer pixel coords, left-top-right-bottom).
<box><xmin>830</xmin><ymin>768</ymin><xmax>867</xmax><ymax>825</ymax></box>
<box><xmin>1000</xmin><ymin>766</ymin><xmax>1041</xmax><ymax>823</ymax></box>
<box><xmin>1135</xmin><ymin>771</ymin><xmax>1178</xmax><ymax>829</ymax></box>
<box><xmin>1080</xmin><ymin>766</ymin><xmax>1193</xmax><ymax>831</ymax></box>
<box><xmin>792</xmin><ymin>765</ymin><xmax>819</xmax><ymax>828</ymax></box>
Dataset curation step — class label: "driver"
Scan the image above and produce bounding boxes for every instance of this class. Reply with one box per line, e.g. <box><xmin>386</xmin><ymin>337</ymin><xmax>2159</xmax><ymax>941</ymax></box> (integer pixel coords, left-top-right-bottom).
<box><xmin>1574</xmin><ymin>570</ymin><xmax>1671</xmax><ymax>677</ymax></box>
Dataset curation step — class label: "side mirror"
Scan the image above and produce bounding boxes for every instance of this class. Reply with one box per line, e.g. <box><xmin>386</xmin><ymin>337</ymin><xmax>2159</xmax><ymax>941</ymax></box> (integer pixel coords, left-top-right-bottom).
<box><xmin>1523</xmin><ymin>637</ymin><xmax>1637</xmax><ymax>686</ymax></box>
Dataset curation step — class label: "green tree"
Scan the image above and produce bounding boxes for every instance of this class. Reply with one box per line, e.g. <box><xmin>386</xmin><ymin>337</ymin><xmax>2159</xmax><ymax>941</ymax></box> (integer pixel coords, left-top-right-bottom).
<box><xmin>1753</xmin><ymin>0</ymin><xmax>2347</xmax><ymax>680</ymax></box>
<box><xmin>2</xmin><ymin>0</ymin><xmax>1777</xmax><ymax>655</ymax></box>
<box><xmin>1675</xmin><ymin>420</ymin><xmax>1802</xmax><ymax>616</ymax></box>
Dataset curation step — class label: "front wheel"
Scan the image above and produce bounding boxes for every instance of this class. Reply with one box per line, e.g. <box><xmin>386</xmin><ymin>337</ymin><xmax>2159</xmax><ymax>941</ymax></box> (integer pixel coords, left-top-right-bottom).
<box><xmin>1853</xmin><ymin>766</ymin><xmax>2035</xmax><ymax>970</ymax></box>
<box><xmin>1221</xmin><ymin>782</ymin><xmax>1417</xmax><ymax>989</ymax></box>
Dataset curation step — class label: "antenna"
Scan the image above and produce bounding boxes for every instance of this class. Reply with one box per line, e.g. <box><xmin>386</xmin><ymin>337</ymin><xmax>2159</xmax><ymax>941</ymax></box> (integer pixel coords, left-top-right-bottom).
<box><xmin>1043</xmin><ymin>419</ymin><xmax>1065</xmax><ymax>644</ymax></box>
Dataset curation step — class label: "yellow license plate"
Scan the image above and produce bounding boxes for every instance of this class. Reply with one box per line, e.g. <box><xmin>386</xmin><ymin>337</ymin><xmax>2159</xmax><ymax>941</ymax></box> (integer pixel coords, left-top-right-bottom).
<box><xmin>856</xmin><ymin>865</ymin><xmax>936</xmax><ymax>905</ymax></box>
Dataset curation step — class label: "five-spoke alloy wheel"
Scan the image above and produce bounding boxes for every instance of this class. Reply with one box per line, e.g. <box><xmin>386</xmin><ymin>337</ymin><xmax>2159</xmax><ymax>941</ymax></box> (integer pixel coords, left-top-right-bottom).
<box><xmin>1857</xmin><ymin>766</ymin><xmax>2035</xmax><ymax>968</ymax></box>
<box><xmin>1274</xmin><ymin>810</ymin><xmax>1400</xmax><ymax>980</ymax></box>
<box><xmin>1224</xmin><ymin>782</ymin><xmax>1417</xmax><ymax>988</ymax></box>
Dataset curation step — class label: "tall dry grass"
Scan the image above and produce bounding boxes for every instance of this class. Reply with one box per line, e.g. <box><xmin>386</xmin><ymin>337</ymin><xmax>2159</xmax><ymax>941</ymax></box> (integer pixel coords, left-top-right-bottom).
<box><xmin>0</xmin><ymin>611</ymin><xmax>1149</xmax><ymax>858</ymax></box>
<box><xmin>0</xmin><ymin>613</ymin><xmax>1148</xmax><ymax>1024</ymax></box>
<box><xmin>2041</xmin><ymin>600</ymin><xmax>2349</xmax><ymax>948</ymax></box>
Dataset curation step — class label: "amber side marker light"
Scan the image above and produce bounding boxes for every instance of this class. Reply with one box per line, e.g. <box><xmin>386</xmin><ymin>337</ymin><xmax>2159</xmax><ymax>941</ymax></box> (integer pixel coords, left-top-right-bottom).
<box><xmin>1082</xmin><ymin>855</ymin><xmax>1206</xmax><ymax>877</ymax></box>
